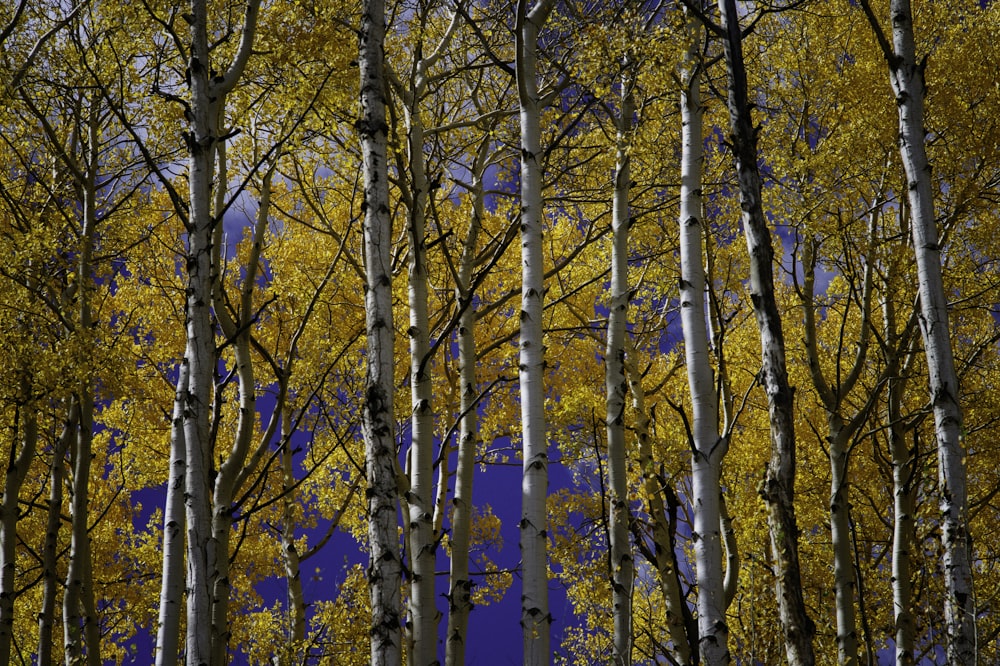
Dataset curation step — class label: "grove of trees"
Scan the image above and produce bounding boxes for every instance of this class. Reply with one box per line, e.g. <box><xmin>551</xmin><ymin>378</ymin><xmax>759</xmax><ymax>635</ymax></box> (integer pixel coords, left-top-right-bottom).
<box><xmin>1</xmin><ymin>0</ymin><xmax>999</xmax><ymax>664</ymax></box>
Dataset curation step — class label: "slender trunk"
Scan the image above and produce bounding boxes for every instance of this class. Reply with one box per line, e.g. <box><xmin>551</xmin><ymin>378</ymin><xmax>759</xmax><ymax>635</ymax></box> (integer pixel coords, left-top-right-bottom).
<box><xmin>279</xmin><ymin>409</ymin><xmax>307</xmax><ymax>648</ymax></box>
<box><xmin>801</xmin><ymin>240</ymin><xmax>858</xmax><ymax>666</ymax></box>
<box><xmin>886</xmin><ymin>3</ymin><xmax>972</xmax><ymax>660</ymax></box>
<box><xmin>180</xmin><ymin>4</ymin><xmax>260</xmax><ymax>662</ymax></box>
<box><xmin>182</xmin><ymin>4</ymin><xmax>221</xmax><ymax>661</ymax></box>
<box><xmin>65</xmin><ymin>108</ymin><xmax>101</xmax><ymax>666</ymax></box>
<box><xmin>64</xmin><ymin>389</ymin><xmax>100</xmax><ymax>666</ymax></box>
<box><xmin>625</xmin><ymin>354</ymin><xmax>693</xmax><ymax>665</ymax></box>
<box><xmin>715</xmin><ymin>1</ymin><xmax>815</xmax><ymax>662</ymax></box>
<box><xmin>444</xmin><ymin>145</ymin><xmax>486</xmax><ymax>666</ymax></box>
<box><xmin>857</xmin><ymin>1</ymin><xmax>973</xmax><ymax>658</ymax></box>
<box><xmin>39</xmin><ymin>400</ymin><xmax>74</xmax><ymax>664</ymax></box>
<box><xmin>404</xmin><ymin>97</ymin><xmax>437</xmax><ymax>666</ymax></box>
<box><xmin>882</xmin><ymin>248</ymin><xmax>916</xmax><ymax>666</ymax></box>
<box><xmin>515</xmin><ymin>2</ymin><xmax>556</xmax><ymax>661</ymax></box>
<box><xmin>391</xmin><ymin>15</ymin><xmax>461</xmax><ymax>659</ymax></box>
<box><xmin>155</xmin><ymin>366</ymin><xmax>188</xmax><ymax>666</ymax></box>
<box><xmin>605</xmin><ymin>58</ymin><xmax>635</xmax><ymax>666</ymax></box>
<box><xmin>828</xmin><ymin>422</ymin><xmax>857</xmax><ymax>666</ymax></box>
<box><xmin>719</xmin><ymin>494</ymin><xmax>738</xmax><ymax>610</ymax></box>
<box><xmin>0</xmin><ymin>382</ymin><xmax>37</xmax><ymax>664</ymax></box>
<box><xmin>207</xmin><ymin>129</ymin><xmax>269</xmax><ymax>666</ymax></box>
<box><xmin>359</xmin><ymin>0</ymin><xmax>402</xmax><ymax>662</ymax></box>
<box><xmin>679</xmin><ymin>14</ymin><xmax>729</xmax><ymax>665</ymax></box>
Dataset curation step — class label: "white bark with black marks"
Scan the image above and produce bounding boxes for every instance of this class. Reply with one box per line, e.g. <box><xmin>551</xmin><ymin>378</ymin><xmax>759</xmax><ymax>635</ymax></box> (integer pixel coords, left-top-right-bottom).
<box><xmin>359</xmin><ymin>0</ymin><xmax>402</xmax><ymax>662</ymax></box>
<box><xmin>679</xmin><ymin>13</ymin><xmax>730</xmax><ymax>664</ymax></box>
<box><xmin>515</xmin><ymin>1</ymin><xmax>557</xmax><ymax>662</ymax></box>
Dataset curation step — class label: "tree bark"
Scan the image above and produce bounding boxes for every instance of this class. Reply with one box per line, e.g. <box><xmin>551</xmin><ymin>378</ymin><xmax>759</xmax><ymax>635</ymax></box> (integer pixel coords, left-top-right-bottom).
<box><xmin>155</xmin><ymin>366</ymin><xmax>188</xmax><ymax>666</ymax></box>
<box><xmin>180</xmin><ymin>2</ymin><xmax>260</xmax><ymax>662</ymax></box>
<box><xmin>402</xmin><ymin>77</ymin><xmax>438</xmax><ymax>666</ymax></box>
<box><xmin>679</xmin><ymin>13</ymin><xmax>730</xmax><ymax>664</ymax></box>
<box><xmin>856</xmin><ymin>2</ymin><xmax>974</xmax><ymax>659</ymax></box>
<box><xmin>0</xmin><ymin>380</ymin><xmax>37</xmax><ymax>664</ymax></box>
<box><xmin>359</xmin><ymin>0</ymin><xmax>402</xmax><ymax>662</ymax></box>
<box><xmin>515</xmin><ymin>1</ymin><xmax>557</xmax><ymax>662</ymax></box>
<box><xmin>444</xmin><ymin>137</ymin><xmax>489</xmax><ymax>666</ymax></box>
<box><xmin>38</xmin><ymin>401</ymin><xmax>73</xmax><ymax>665</ymax></box>
<box><xmin>715</xmin><ymin>1</ymin><xmax>815</xmax><ymax>663</ymax></box>
<box><xmin>625</xmin><ymin>353</ymin><xmax>694</xmax><ymax>665</ymax></box>
<box><xmin>885</xmin><ymin>3</ymin><xmax>973</xmax><ymax>661</ymax></box>
<box><xmin>64</xmin><ymin>105</ymin><xmax>101</xmax><ymax>666</ymax></box>
<box><xmin>605</xmin><ymin>56</ymin><xmax>635</xmax><ymax>666</ymax></box>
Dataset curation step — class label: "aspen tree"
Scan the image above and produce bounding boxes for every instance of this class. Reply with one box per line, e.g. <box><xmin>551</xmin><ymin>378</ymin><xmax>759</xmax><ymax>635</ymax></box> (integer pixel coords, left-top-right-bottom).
<box><xmin>678</xmin><ymin>9</ymin><xmax>730</xmax><ymax>664</ymax></box>
<box><xmin>516</xmin><ymin>0</ymin><xmax>557</xmax><ymax>661</ymax></box>
<box><xmin>703</xmin><ymin>0</ymin><xmax>816</xmax><ymax>661</ymax></box>
<box><xmin>359</xmin><ymin>0</ymin><xmax>402</xmax><ymax>662</ymax></box>
<box><xmin>387</xmin><ymin>8</ymin><xmax>462</xmax><ymax>659</ymax></box>
<box><xmin>855</xmin><ymin>2</ymin><xmax>974</xmax><ymax>661</ymax></box>
<box><xmin>445</xmin><ymin>128</ymin><xmax>501</xmax><ymax>666</ymax></box>
<box><xmin>879</xmin><ymin>221</ymin><xmax>921</xmax><ymax>666</ymax></box>
<box><xmin>61</xmin><ymin>98</ymin><xmax>102</xmax><ymax>666</ymax></box>
<box><xmin>0</xmin><ymin>381</ymin><xmax>35</xmax><ymax>664</ymax></box>
<box><xmin>605</xmin><ymin>56</ymin><xmax>636</xmax><ymax>666</ymax></box>
<box><xmin>37</xmin><ymin>404</ymin><xmax>74</xmax><ymax>664</ymax></box>
<box><xmin>154</xmin><ymin>368</ymin><xmax>187</xmax><ymax>665</ymax></box>
<box><xmin>179</xmin><ymin>1</ymin><xmax>260</xmax><ymax>662</ymax></box>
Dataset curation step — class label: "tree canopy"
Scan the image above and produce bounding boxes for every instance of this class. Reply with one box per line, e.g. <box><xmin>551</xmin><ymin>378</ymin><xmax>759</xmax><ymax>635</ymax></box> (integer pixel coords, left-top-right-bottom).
<box><xmin>0</xmin><ymin>0</ymin><xmax>998</xmax><ymax>664</ymax></box>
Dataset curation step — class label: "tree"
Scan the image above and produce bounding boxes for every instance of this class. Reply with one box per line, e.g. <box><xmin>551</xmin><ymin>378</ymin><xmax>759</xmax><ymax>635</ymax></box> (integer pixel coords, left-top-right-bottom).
<box><xmin>175</xmin><ymin>0</ymin><xmax>261</xmax><ymax>662</ymax></box>
<box><xmin>694</xmin><ymin>0</ymin><xmax>817</xmax><ymax>662</ymax></box>
<box><xmin>677</xmin><ymin>7</ymin><xmax>732</xmax><ymax>664</ymax></box>
<box><xmin>358</xmin><ymin>0</ymin><xmax>403</xmax><ymax>662</ymax></box>
<box><xmin>515</xmin><ymin>0</ymin><xmax>557</xmax><ymax>661</ymax></box>
<box><xmin>855</xmin><ymin>1</ymin><xmax>974</xmax><ymax>661</ymax></box>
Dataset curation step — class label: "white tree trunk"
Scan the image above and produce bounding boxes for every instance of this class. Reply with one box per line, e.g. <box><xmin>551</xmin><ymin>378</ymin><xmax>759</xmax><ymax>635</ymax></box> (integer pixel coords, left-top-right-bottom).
<box><xmin>886</xmin><ymin>3</ymin><xmax>973</xmax><ymax>661</ymax></box>
<box><xmin>38</xmin><ymin>402</ymin><xmax>72</xmax><ymax>665</ymax></box>
<box><xmin>884</xmin><ymin>277</ymin><xmax>918</xmax><ymax>666</ymax></box>
<box><xmin>180</xmin><ymin>3</ymin><xmax>259</xmax><ymax>662</ymax></box>
<box><xmin>445</xmin><ymin>141</ymin><xmax>488</xmax><ymax>666</ymax></box>
<box><xmin>800</xmin><ymin>237</ymin><xmax>862</xmax><ymax>666</ymax></box>
<box><xmin>0</xmin><ymin>380</ymin><xmax>37</xmax><ymax>664</ymax></box>
<box><xmin>715</xmin><ymin>1</ymin><xmax>815</xmax><ymax>662</ymax></box>
<box><xmin>64</xmin><ymin>111</ymin><xmax>101</xmax><ymax>666</ymax></box>
<box><xmin>359</xmin><ymin>0</ymin><xmax>402</xmax><ymax>662</ymax></box>
<box><xmin>155</xmin><ymin>366</ymin><xmax>188</xmax><ymax>666</ymax></box>
<box><xmin>625</xmin><ymin>353</ymin><xmax>694</xmax><ymax>664</ymax></box>
<box><xmin>605</xmin><ymin>59</ymin><xmax>635</xmax><ymax>666</ymax></box>
<box><xmin>403</xmin><ymin>95</ymin><xmax>438</xmax><ymax>666</ymax></box>
<box><xmin>280</xmin><ymin>410</ymin><xmax>307</xmax><ymax>648</ymax></box>
<box><xmin>678</xmin><ymin>14</ymin><xmax>729</xmax><ymax>664</ymax></box>
<box><xmin>515</xmin><ymin>2</ymin><xmax>556</xmax><ymax>661</ymax></box>
<box><xmin>856</xmin><ymin>1</ymin><xmax>974</xmax><ymax>658</ymax></box>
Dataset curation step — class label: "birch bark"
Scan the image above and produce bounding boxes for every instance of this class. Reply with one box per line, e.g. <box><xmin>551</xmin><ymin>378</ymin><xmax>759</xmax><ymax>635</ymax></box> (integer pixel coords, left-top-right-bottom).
<box><xmin>678</xmin><ymin>13</ymin><xmax>729</xmax><ymax>664</ymax></box>
<box><xmin>63</xmin><ymin>105</ymin><xmax>101</xmax><ymax>666</ymax></box>
<box><xmin>515</xmin><ymin>1</ymin><xmax>557</xmax><ymax>661</ymax></box>
<box><xmin>883</xmin><ymin>270</ymin><xmax>919</xmax><ymax>666</ymax></box>
<box><xmin>359</xmin><ymin>0</ymin><xmax>402</xmax><ymax>662</ymax></box>
<box><xmin>155</xmin><ymin>366</ymin><xmax>188</xmax><ymax>666</ymax></box>
<box><xmin>604</xmin><ymin>58</ymin><xmax>635</xmax><ymax>666</ymax></box>
<box><xmin>179</xmin><ymin>2</ymin><xmax>260</xmax><ymax>662</ymax></box>
<box><xmin>444</xmin><ymin>135</ymin><xmax>491</xmax><ymax>666</ymax></box>
<box><xmin>799</xmin><ymin>226</ymin><xmax>877</xmax><ymax>666</ymax></box>
<box><xmin>390</xmin><ymin>13</ymin><xmax>463</xmax><ymax>651</ymax></box>
<box><xmin>0</xmin><ymin>380</ymin><xmax>36</xmax><ymax>664</ymax></box>
<box><xmin>714</xmin><ymin>0</ymin><xmax>815</xmax><ymax>662</ymax></box>
<box><xmin>855</xmin><ymin>1</ymin><xmax>973</xmax><ymax>659</ymax></box>
<box><xmin>38</xmin><ymin>401</ymin><xmax>73</xmax><ymax>665</ymax></box>
<box><xmin>626</xmin><ymin>353</ymin><xmax>694</xmax><ymax>664</ymax></box>
<box><xmin>886</xmin><ymin>4</ymin><xmax>972</xmax><ymax>661</ymax></box>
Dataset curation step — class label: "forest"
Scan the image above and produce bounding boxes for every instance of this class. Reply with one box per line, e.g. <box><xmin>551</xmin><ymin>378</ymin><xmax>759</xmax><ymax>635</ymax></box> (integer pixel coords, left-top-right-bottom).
<box><xmin>0</xmin><ymin>0</ymin><xmax>998</xmax><ymax>664</ymax></box>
